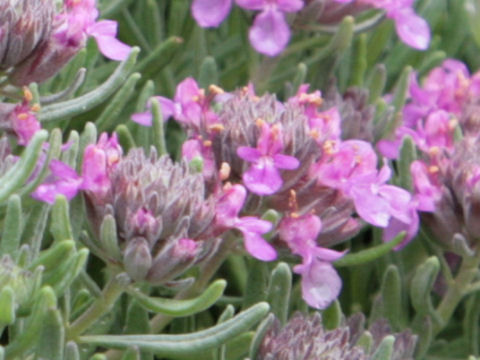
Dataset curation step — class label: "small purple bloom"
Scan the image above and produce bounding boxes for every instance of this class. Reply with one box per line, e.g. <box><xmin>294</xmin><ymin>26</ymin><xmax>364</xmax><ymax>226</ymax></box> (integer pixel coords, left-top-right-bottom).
<box><xmin>237</xmin><ymin>121</ymin><xmax>299</xmax><ymax>195</ymax></box>
<box><xmin>236</xmin><ymin>0</ymin><xmax>303</xmax><ymax>56</ymax></box>
<box><xmin>279</xmin><ymin>214</ymin><xmax>345</xmax><ymax>309</ymax></box>
<box><xmin>32</xmin><ymin>160</ymin><xmax>83</xmax><ymax>204</ymax></box>
<box><xmin>216</xmin><ymin>183</ymin><xmax>276</xmax><ymax>261</ymax></box>
<box><xmin>81</xmin><ymin>133</ymin><xmax>122</xmax><ymax>201</ymax></box>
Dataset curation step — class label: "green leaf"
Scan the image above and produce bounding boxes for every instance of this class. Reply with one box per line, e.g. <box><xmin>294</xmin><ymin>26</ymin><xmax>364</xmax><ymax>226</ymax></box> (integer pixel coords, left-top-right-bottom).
<box><xmin>50</xmin><ymin>249</ymin><xmax>89</xmax><ymax>296</ymax></box>
<box><xmin>0</xmin><ymin>287</ymin><xmax>15</xmax><ymax>326</ymax></box>
<box><xmin>50</xmin><ymin>196</ymin><xmax>74</xmax><ymax>243</ymax></box>
<box><xmin>79</xmin><ymin>302</ymin><xmax>270</xmax><ymax>356</ymax></box>
<box><xmin>38</xmin><ymin>48</ymin><xmax>140</xmax><ymax>122</ymax></box>
<box><xmin>135</xmin><ymin>37</ymin><xmax>183</xmax><ymax>85</ymax></box>
<box><xmin>0</xmin><ymin>130</ymin><xmax>48</xmax><ymax>203</ymax></box>
<box><xmin>35</xmin><ymin>308</ymin><xmax>65</xmax><ymax>360</ymax></box>
<box><xmin>100</xmin><ymin>215</ymin><xmax>121</xmax><ymax>262</ymax></box>
<box><xmin>397</xmin><ymin>136</ymin><xmax>417</xmax><ymax>191</ymax></box>
<box><xmin>116</xmin><ymin>124</ymin><xmax>136</xmax><ymax>153</ymax></box>
<box><xmin>368</xmin><ymin>64</ymin><xmax>387</xmax><ymax>103</ymax></box>
<box><xmin>5</xmin><ymin>286</ymin><xmax>56</xmax><ymax>358</ymax></box>
<box><xmin>151</xmin><ymin>98</ymin><xmax>167</xmax><ymax>156</ymax></box>
<box><xmin>0</xmin><ymin>195</ymin><xmax>22</xmax><ymax>259</ymax></box>
<box><xmin>96</xmin><ymin>72</ymin><xmax>141</xmax><ymax>132</ymax></box>
<box><xmin>391</xmin><ymin>66</ymin><xmax>412</xmax><ymax>113</ymax></box>
<box><xmin>65</xmin><ymin>341</ymin><xmax>80</xmax><ymax>360</ymax></box>
<box><xmin>410</xmin><ymin>256</ymin><xmax>440</xmax><ymax>315</ymax></box>
<box><xmin>121</xmin><ymin>347</ymin><xmax>141</xmax><ymax>360</ymax></box>
<box><xmin>198</xmin><ymin>57</ymin><xmax>219</xmax><ymax>89</ymax></box>
<box><xmin>248</xmin><ymin>313</ymin><xmax>275</xmax><ymax>360</ymax></box>
<box><xmin>128</xmin><ymin>279</ymin><xmax>226</xmax><ymax>317</ymax></box>
<box><xmin>371</xmin><ymin>335</ymin><xmax>394</xmax><ymax>360</ymax></box>
<box><xmin>28</xmin><ymin>240</ymin><xmax>75</xmax><ymax>273</ymax></box>
<box><xmin>266</xmin><ymin>262</ymin><xmax>291</xmax><ymax>325</ymax></box>
<box><xmin>322</xmin><ymin>300</ymin><xmax>342</xmax><ymax>330</ymax></box>
<box><xmin>381</xmin><ymin>265</ymin><xmax>403</xmax><ymax>330</ymax></box>
<box><xmin>334</xmin><ymin>232</ymin><xmax>405</xmax><ymax>267</ymax></box>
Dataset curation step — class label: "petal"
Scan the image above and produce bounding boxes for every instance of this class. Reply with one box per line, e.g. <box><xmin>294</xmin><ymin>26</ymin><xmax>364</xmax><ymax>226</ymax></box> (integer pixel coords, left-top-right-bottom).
<box><xmin>273</xmin><ymin>153</ymin><xmax>300</xmax><ymax>170</ymax></box>
<box><xmin>234</xmin><ymin>216</ymin><xmax>274</xmax><ymax>261</ymax></box>
<box><xmin>393</xmin><ymin>8</ymin><xmax>431</xmax><ymax>50</ymax></box>
<box><xmin>277</xmin><ymin>0</ymin><xmax>303</xmax><ymax>13</ymax></box>
<box><xmin>242</xmin><ymin>158</ymin><xmax>283</xmax><ymax>195</ymax></box>
<box><xmin>131</xmin><ymin>111</ymin><xmax>152</xmax><ymax>126</ymax></box>
<box><xmin>236</xmin><ymin>0</ymin><xmax>265</xmax><ymax>10</ymax></box>
<box><xmin>88</xmin><ymin>21</ymin><xmax>131</xmax><ymax>60</ymax></box>
<box><xmin>192</xmin><ymin>0</ymin><xmax>232</xmax><ymax>27</ymax></box>
<box><xmin>295</xmin><ymin>259</ymin><xmax>342</xmax><ymax>309</ymax></box>
<box><xmin>249</xmin><ymin>9</ymin><xmax>290</xmax><ymax>57</ymax></box>
<box><xmin>237</xmin><ymin>146</ymin><xmax>262</xmax><ymax>162</ymax></box>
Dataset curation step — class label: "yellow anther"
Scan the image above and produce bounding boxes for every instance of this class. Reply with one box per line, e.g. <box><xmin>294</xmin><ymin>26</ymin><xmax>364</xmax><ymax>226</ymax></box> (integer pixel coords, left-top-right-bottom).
<box><xmin>31</xmin><ymin>104</ymin><xmax>41</xmax><ymax>112</ymax></box>
<box><xmin>208</xmin><ymin>123</ymin><xmax>225</xmax><ymax>132</ymax></box>
<box><xmin>208</xmin><ymin>84</ymin><xmax>224</xmax><ymax>95</ymax></box>
<box><xmin>203</xmin><ymin>140</ymin><xmax>212</xmax><ymax>147</ymax></box>
<box><xmin>17</xmin><ymin>113</ymin><xmax>29</xmax><ymax>120</ymax></box>
<box><xmin>220</xmin><ymin>162</ymin><xmax>231</xmax><ymax>181</ymax></box>
<box><xmin>23</xmin><ymin>87</ymin><xmax>33</xmax><ymax>102</ymax></box>
<box><xmin>428</xmin><ymin>165</ymin><xmax>439</xmax><ymax>174</ymax></box>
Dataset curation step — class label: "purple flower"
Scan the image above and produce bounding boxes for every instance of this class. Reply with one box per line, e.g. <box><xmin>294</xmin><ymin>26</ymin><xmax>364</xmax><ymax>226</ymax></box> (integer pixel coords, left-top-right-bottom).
<box><xmin>131</xmin><ymin>78</ymin><xmax>219</xmax><ymax>129</ymax></box>
<box><xmin>215</xmin><ymin>183</ymin><xmax>276</xmax><ymax>261</ymax></box>
<box><xmin>31</xmin><ymin>160</ymin><xmax>83</xmax><ymax>204</ymax></box>
<box><xmin>236</xmin><ymin>0</ymin><xmax>303</xmax><ymax>56</ymax></box>
<box><xmin>279</xmin><ymin>214</ymin><xmax>344</xmax><ymax>309</ymax></box>
<box><xmin>237</xmin><ymin>121</ymin><xmax>300</xmax><ymax>195</ymax></box>
<box><xmin>62</xmin><ymin>0</ymin><xmax>131</xmax><ymax>61</ymax></box>
<box><xmin>81</xmin><ymin>133</ymin><xmax>122</xmax><ymax>202</ymax></box>
<box><xmin>192</xmin><ymin>0</ymin><xmax>233</xmax><ymax>27</ymax></box>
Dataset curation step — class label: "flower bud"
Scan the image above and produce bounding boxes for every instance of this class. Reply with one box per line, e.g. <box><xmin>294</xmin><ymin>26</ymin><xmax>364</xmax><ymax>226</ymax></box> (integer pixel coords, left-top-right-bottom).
<box><xmin>258</xmin><ymin>312</ymin><xmax>417</xmax><ymax>360</ymax></box>
<box><xmin>84</xmin><ymin>149</ymin><xmax>218</xmax><ymax>284</ymax></box>
<box><xmin>0</xmin><ymin>0</ymin><xmax>55</xmax><ymax>70</ymax></box>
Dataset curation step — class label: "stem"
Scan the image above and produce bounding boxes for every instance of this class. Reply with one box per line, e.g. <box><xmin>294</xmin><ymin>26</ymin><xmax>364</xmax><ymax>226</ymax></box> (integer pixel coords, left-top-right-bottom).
<box><xmin>434</xmin><ymin>254</ymin><xmax>480</xmax><ymax>335</ymax></box>
<box><xmin>68</xmin><ymin>273</ymin><xmax>126</xmax><ymax>340</ymax></box>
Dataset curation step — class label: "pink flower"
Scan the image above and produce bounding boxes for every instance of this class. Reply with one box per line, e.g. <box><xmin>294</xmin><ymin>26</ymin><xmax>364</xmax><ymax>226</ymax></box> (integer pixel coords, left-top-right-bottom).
<box><xmin>279</xmin><ymin>214</ymin><xmax>345</xmax><ymax>309</ymax></box>
<box><xmin>31</xmin><ymin>160</ymin><xmax>83</xmax><ymax>204</ymax></box>
<box><xmin>236</xmin><ymin>0</ymin><xmax>304</xmax><ymax>56</ymax></box>
<box><xmin>237</xmin><ymin>121</ymin><xmax>300</xmax><ymax>195</ymax></box>
<box><xmin>58</xmin><ymin>0</ymin><xmax>131</xmax><ymax>61</ymax></box>
<box><xmin>10</xmin><ymin>103</ymin><xmax>41</xmax><ymax>146</ymax></box>
<box><xmin>215</xmin><ymin>184</ymin><xmax>276</xmax><ymax>261</ymax></box>
<box><xmin>81</xmin><ymin>133</ymin><xmax>122</xmax><ymax>201</ymax></box>
<box><xmin>132</xmin><ymin>78</ymin><xmax>218</xmax><ymax>129</ymax></box>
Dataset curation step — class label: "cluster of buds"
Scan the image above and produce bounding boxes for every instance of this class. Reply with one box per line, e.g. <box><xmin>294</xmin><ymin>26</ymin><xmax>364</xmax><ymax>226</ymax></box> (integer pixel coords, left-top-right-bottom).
<box><xmin>132</xmin><ymin>78</ymin><xmax>419</xmax><ymax>308</ymax></box>
<box><xmin>257</xmin><ymin>312</ymin><xmax>417</xmax><ymax>360</ymax></box>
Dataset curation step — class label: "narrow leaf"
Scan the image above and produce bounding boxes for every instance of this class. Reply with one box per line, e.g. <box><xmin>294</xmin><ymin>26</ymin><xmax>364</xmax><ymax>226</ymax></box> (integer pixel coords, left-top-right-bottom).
<box><xmin>128</xmin><ymin>279</ymin><xmax>226</xmax><ymax>317</ymax></box>
<box><xmin>334</xmin><ymin>232</ymin><xmax>405</xmax><ymax>267</ymax></box>
<box><xmin>79</xmin><ymin>302</ymin><xmax>270</xmax><ymax>356</ymax></box>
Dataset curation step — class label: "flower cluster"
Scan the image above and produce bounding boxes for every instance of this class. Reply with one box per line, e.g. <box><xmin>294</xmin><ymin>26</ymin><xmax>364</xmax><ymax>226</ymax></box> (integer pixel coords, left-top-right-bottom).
<box><xmin>258</xmin><ymin>312</ymin><xmax>417</xmax><ymax>360</ymax></box>
<box><xmin>380</xmin><ymin>59</ymin><xmax>480</xmax><ymax>250</ymax></box>
<box><xmin>132</xmin><ymin>78</ymin><xmax>419</xmax><ymax>308</ymax></box>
